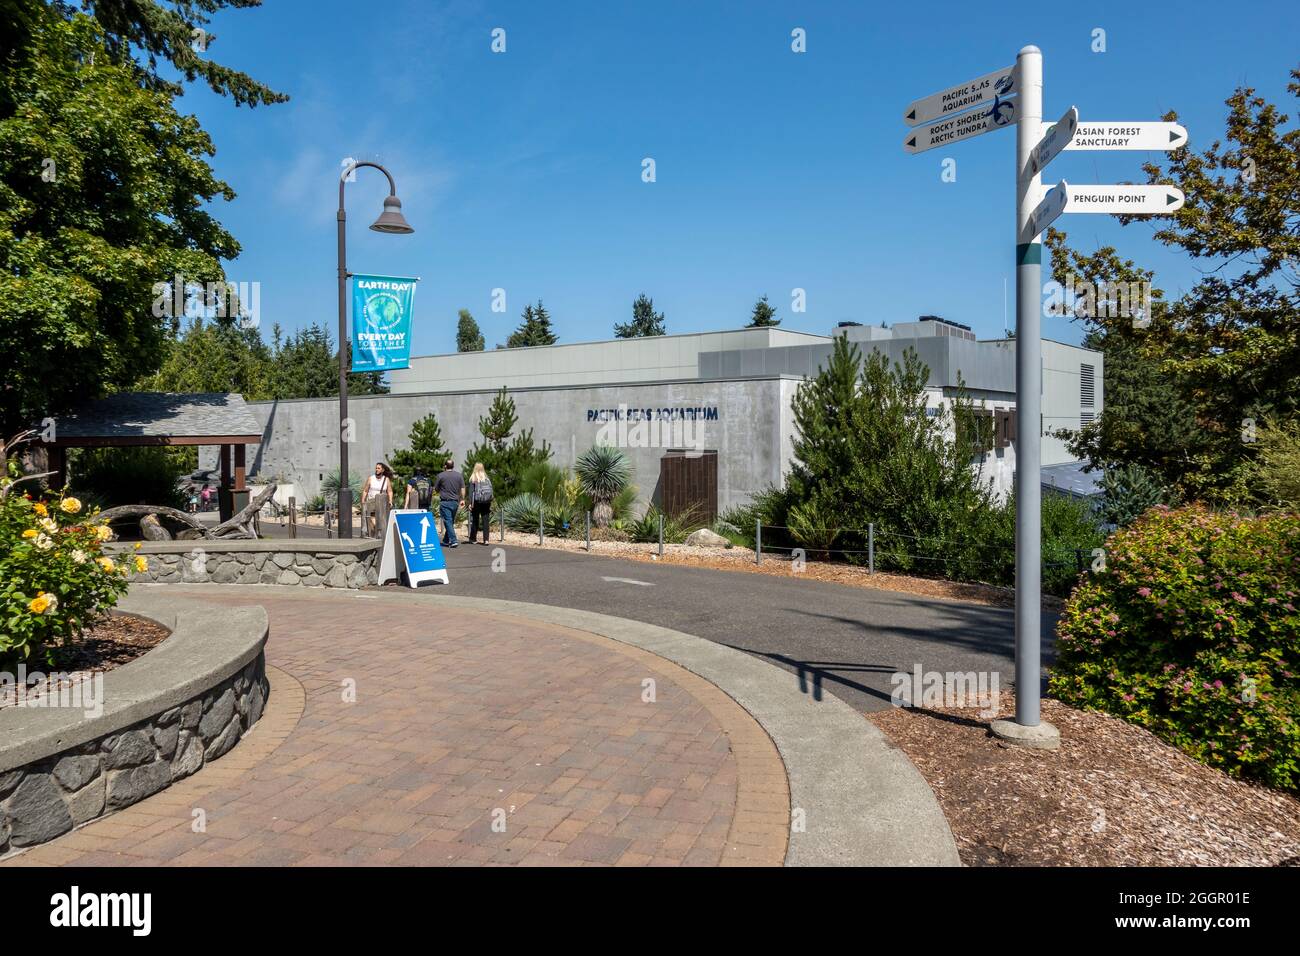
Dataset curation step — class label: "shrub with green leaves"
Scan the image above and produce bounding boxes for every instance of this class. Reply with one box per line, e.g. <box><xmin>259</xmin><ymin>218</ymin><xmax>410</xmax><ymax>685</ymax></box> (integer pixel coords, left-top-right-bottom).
<box><xmin>1050</xmin><ymin>505</ymin><xmax>1300</xmax><ymax>791</ymax></box>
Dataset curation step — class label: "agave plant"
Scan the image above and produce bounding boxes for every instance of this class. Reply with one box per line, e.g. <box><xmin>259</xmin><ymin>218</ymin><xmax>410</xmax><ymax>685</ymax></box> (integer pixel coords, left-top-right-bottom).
<box><xmin>575</xmin><ymin>444</ymin><xmax>632</xmax><ymax>527</ymax></box>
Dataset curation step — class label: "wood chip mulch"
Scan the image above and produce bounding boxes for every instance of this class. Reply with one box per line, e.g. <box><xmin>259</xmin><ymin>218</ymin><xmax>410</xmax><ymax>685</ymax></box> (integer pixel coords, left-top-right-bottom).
<box><xmin>869</xmin><ymin>690</ymin><xmax>1300</xmax><ymax>866</ymax></box>
<box><xmin>0</xmin><ymin>612</ymin><xmax>171</xmax><ymax>709</ymax></box>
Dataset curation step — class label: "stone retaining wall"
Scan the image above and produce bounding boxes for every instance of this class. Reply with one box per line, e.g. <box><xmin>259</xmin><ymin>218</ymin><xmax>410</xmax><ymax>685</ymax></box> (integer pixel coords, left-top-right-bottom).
<box><xmin>0</xmin><ymin>595</ymin><xmax>269</xmax><ymax>857</ymax></box>
<box><xmin>111</xmin><ymin>540</ymin><xmax>381</xmax><ymax>588</ymax></box>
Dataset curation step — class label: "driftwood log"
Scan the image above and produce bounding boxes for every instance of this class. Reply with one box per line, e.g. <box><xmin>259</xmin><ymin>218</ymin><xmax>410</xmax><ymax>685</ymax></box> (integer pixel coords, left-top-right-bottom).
<box><xmin>96</xmin><ymin>483</ymin><xmax>277</xmax><ymax>541</ymax></box>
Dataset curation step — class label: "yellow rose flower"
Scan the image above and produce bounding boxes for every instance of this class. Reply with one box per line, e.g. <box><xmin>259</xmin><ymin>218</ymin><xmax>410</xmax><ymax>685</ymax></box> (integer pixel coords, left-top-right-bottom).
<box><xmin>95</xmin><ymin>525</ymin><xmax>113</xmax><ymax>542</ymax></box>
<box><xmin>133</xmin><ymin>556</ymin><xmax>148</xmax><ymax>573</ymax></box>
<box><xmin>97</xmin><ymin>557</ymin><xmax>116</xmax><ymax>573</ymax></box>
<box><xmin>60</xmin><ymin>497</ymin><xmax>82</xmax><ymax>514</ymax></box>
<box><xmin>21</xmin><ymin>528</ymin><xmax>37</xmax><ymax>539</ymax></box>
<box><xmin>33</xmin><ymin>502</ymin><xmax>47</xmax><ymax>517</ymax></box>
<box><xmin>28</xmin><ymin>592</ymin><xmax>57</xmax><ymax>615</ymax></box>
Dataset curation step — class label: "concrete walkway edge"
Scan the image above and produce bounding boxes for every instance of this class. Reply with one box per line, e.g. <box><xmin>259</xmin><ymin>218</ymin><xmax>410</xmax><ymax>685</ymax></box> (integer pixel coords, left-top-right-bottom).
<box><xmin>171</xmin><ymin>585</ymin><xmax>960</xmax><ymax>866</ymax></box>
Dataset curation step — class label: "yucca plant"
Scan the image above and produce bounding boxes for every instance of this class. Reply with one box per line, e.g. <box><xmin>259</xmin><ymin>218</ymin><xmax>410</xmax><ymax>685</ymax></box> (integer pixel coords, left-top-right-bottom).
<box><xmin>500</xmin><ymin>492</ymin><xmax>576</xmax><ymax>537</ymax></box>
<box><xmin>629</xmin><ymin>504</ymin><xmax>703</xmax><ymax>544</ymax></box>
<box><xmin>575</xmin><ymin>444</ymin><xmax>633</xmax><ymax>527</ymax></box>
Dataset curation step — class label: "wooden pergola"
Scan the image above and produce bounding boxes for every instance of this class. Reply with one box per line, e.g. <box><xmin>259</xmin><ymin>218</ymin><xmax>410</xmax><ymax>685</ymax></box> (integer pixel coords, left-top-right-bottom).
<box><xmin>36</xmin><ymin>392</ymin><xmax>264</xmax><ymax>520</ymax></box>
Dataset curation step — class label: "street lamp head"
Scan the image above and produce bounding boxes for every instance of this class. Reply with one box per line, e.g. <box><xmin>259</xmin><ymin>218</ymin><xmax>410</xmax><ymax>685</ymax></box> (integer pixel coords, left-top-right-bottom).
<box><xmin>369</xmin><ymin>195</ymin><xmax>414</xmax><ymax>234</ymax></box>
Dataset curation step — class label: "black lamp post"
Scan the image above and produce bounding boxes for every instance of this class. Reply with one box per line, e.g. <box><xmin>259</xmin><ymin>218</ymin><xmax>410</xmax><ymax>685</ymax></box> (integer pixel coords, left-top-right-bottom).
<box><xmin>336</xmin><ymin>161</ymin><xmax>414</xmax><ymax>538</ymax></box>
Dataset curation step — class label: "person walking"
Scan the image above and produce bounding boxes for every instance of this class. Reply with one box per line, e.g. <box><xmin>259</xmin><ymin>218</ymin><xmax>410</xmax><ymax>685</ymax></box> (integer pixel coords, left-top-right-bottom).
<box><xmin>361</xmin><ymin>462</ymin><xmax>394</xmax><ymax>537</ymax></box>
<box><xmin>405</xmin><ymin>466</ymin><xmax>434</xmax><ymax>511</ymax></box>
<box><xmin>433</xmin><ymin>457</ymin><xmax>465</xmax><ymax>548</ymax></box>
<box><xmin>467</xmin><ymin>462</ymin><xmax>494</xmax><ymax>545</ymax></box>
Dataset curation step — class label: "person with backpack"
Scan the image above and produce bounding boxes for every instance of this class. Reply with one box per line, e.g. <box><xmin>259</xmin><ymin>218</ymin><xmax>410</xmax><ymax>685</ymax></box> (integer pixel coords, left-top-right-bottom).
<box><xmin>405</xmin><ymin>467</ymin><xmax>434</xmax><ymax>511</ymax></box>
<box><xmin>467</xmin><ymin>462</ymin><xmax>494</xmax><ymax>545</ymax></box>
<box><xmin>433</xmin><ymin>457</ymin><xmax>465</xmax><ymax>548</ymax></box>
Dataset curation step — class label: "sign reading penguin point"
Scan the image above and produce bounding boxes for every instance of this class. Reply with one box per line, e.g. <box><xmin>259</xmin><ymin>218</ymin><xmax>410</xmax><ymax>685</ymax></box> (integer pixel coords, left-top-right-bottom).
<box><xmin>378</xmin><ymin>509</ymin><xmax>449</xmax><ymax>587</ymax></box>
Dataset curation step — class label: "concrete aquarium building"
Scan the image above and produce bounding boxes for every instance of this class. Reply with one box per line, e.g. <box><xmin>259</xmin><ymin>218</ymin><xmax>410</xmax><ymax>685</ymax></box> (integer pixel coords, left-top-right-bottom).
<box><xmin>231</xmin><ymin>317</ymin><xmax>1102</xmax><ymax>520</ymax></box>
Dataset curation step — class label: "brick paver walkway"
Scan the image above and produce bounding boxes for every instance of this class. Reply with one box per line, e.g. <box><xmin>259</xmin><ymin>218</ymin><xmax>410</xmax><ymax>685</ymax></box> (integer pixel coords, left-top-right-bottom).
<box><xmin>5</xmin><ymin>589</ymin><xmax>788</xmax><ymax>866</ymax></box>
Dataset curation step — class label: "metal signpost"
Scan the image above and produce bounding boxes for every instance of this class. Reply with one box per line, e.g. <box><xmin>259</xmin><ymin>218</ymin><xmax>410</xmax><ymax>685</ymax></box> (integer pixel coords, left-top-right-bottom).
<box><xmin>902</xmin><ymin>45</ymin><xmax>1187</xmax><ymax>748</ymax></box>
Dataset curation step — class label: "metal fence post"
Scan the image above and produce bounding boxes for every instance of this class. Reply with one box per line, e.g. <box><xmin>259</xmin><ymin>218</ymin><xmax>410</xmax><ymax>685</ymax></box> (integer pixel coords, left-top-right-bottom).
<box><xmin>586</xmin><ymin>511</ymin><xmax>591</xmax><ymax>552</ymax></box>
<box><xmin>539</xmin><ymin>506</ymin><xmax>544</xmax><ymax>546</ymax></box>
<box><xmin>756</xmin><ymin>520</ymin><xmax>762</xmax><ymax>565</ymax></box>
<box><xmin>499</xmin><ymin>508</ymin><xmax>504</xmax><ymax>542</ymax></box>
<box><xmin>658</xmin><ymin>512</ymin><xmax>664</xmax><ymax>557</ymax></box>
<box><xmin>869</xmin><ymin>523</ymin><xmax>875</xmax><ymax>574</ymax></box>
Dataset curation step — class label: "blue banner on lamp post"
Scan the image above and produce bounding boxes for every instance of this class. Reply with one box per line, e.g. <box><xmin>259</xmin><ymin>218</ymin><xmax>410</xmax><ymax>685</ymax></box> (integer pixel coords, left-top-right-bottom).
<box><xmin>351</xmin><ymin>274</ymin><xmax>417</xmax><ymax>371</ymax></box>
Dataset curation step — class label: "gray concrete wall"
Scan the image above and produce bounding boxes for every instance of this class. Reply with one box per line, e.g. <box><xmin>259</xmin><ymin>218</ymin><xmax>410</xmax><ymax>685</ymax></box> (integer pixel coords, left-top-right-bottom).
<box><xmin>225</xmin><ymin>377</ymin><xmax>793</xmax><ymax>515</ymax></box>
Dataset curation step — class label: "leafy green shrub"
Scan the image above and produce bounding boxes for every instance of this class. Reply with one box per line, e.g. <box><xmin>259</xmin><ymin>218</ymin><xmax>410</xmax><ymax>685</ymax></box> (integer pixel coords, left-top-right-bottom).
<box><xmin>70</xmin><ymin>446</ymin><xmax>188</xmax><ymax>509</ymax></box>
<box><xmin>1098</xmin><ymin>462</ymin><xmax>1173</xmax><ymax>527</ymax></box>
<box><xmin>0</xmin><ymin>479</ymin><xmax>140</xmax><ymax>666</ymax></box>
<box><xmin>1050</xmin><ymin>505</ymin><xmax>1300</xmax><ymax>791</ymax></box>
<box><xmin>1040</xmin><ymin>492</ymin><xmax>1107</xmax><ymax>597</ymax></box>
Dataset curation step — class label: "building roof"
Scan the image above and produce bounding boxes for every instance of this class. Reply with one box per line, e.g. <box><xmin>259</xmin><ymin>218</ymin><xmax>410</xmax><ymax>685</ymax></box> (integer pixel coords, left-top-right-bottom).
<box><xmin>40</xmin><ymin>392</ymin><xmax>264</xmax><ymax>447</ymax></box>
<box><xmin>1041</xmin><ymin>460</ymin><xmax>1103</xmax><ymax>498</ymax></box>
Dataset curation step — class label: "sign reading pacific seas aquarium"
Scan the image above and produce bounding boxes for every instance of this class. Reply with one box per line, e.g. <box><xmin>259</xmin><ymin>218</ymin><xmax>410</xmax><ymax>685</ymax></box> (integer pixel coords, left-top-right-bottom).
<box><xmin>351</xmin><ymin>274</ymin><xmax>417</xmax><ymax>372</ymax></box>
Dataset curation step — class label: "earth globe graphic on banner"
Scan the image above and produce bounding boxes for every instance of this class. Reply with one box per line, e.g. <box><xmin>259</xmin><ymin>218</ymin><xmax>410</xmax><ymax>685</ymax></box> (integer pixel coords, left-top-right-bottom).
<box><xmin>363</xmin><ymin>293</ymin><xmax>404</xmax><ymax>367</ymax></box>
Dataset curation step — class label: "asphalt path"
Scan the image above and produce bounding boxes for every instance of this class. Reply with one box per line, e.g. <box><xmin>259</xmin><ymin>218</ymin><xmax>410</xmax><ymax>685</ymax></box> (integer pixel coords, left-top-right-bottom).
<box><xmin>407</xmin><ymin>541</ymin><xmax>1058</xmax><ymax>714</ymax></box>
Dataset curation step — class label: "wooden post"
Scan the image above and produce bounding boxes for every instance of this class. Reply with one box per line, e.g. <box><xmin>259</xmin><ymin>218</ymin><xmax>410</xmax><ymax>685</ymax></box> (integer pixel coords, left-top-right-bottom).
<box><xmin>289</xmin><ymin>496</ymin><xmax>297</xmax><ymax>539</ymax></box>
<box><xmin>233</xmin><ymin>444</ymin><xmax>246</xmax><ymax>491</ymax></box>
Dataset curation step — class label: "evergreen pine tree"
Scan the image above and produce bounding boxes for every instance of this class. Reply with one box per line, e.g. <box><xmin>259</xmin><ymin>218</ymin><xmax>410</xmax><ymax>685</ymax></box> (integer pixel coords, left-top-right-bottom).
<box><xmin>389</xmin><ymin>412</ymin><xmax>450</xmax><ymax>481</ymax></box>
<box><xmin>455</xmin><ymin>309</ymin><xmax>485</xmax><ymax>352</ymax></box>
<box><xmin>614</xmin><ymin>294</ymin><xmax>666</xmax><ymax>337</ymax></box>
<box><xmin>747</xmin><ymin>295</ymin><xmax>780</xmax><ymax>328</ymax></box>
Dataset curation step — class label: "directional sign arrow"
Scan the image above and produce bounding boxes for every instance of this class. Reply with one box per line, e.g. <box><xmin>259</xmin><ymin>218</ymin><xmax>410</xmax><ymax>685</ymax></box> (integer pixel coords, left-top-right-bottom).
<box><xmin>903</xmin><ymin>96</ymin><xmax>1017</xmax><ymax>154</ymax></box>
<box><xmin>1029</xmin><ymin>106</ymin><xmax>1079</xmax><ymax>175</ymax></box>
<box><xmin>401</xmin><ymin>532</ymin><xmax>415</xmax><ymax>550</ymax></box>
<box><xmin>1025</xmin><ymin>180</ymin><xmax>1069</xmax><ymax>239</ymax></box>
<box><xmin>1064</xmin><ymin>122</ymin><xmax>1188</xmax><ymax>151</ymax></box>
<box><xmin>903</xmin><ymin>64</ymin><xmax>1017</xmax><ymax>127</ymax></box>
<box><xmin>419</xmin><ymin>515</ymin><xmax>430</xmax><ymax>544</ymax></box>
<box><xmin>1062</xmin><ymin>183</ymin><xmax>1186</xmax><ymax>214</ymax></box>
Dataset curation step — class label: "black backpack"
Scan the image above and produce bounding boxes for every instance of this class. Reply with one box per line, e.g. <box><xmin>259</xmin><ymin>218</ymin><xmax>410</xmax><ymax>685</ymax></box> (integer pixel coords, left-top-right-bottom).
<box><xmin>413</xmin><ymin>475</ymin><xmax>433</xmax><ymax>509</ymax></box>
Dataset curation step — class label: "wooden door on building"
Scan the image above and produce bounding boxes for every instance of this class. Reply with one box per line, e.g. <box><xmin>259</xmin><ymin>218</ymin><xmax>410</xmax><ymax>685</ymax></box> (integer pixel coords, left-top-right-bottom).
<box><xmin>659</xmin><ymin>450</ymin><xmax>718</xmax><ymax>524</ymax></box>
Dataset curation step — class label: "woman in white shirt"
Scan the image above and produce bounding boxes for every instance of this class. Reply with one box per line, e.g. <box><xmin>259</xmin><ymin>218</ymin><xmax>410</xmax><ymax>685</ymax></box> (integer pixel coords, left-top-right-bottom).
<box><xmin>361</xmin><ymin>462</ymin><xmax>394</xmax><ymax>537</ymax></box>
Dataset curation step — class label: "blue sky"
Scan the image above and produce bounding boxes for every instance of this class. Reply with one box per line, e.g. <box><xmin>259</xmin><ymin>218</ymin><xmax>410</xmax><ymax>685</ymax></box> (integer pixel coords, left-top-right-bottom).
<box><xmin>182</xmin><ymin>0</ymin><xmax>1300</xmax><ymax>355</ymax></box>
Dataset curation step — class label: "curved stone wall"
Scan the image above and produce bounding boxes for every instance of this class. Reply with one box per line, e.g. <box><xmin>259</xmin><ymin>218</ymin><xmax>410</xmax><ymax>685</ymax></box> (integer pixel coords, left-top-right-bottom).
<box><xmin>109</xmin><ymin>540</ymin><xmax>381</xmax><ymax>588</ymax></box>
<box><xmin>0</xmin><ymin>594</ymin><xmax>269</xmax><ymax>856</ymax></box>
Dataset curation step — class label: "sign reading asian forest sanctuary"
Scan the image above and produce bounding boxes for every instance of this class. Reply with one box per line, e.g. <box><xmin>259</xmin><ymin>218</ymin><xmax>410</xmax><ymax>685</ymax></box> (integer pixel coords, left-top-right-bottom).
<box><xmin>351</xmin><ymin>274</ymin><xmax>417</xmax><ymax>372</ymax></box>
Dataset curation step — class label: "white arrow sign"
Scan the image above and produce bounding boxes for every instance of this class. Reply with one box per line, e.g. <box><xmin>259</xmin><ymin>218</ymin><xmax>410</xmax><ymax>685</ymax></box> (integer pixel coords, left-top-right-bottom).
<box><xmin>903</xmin><ymin>97</ymin><xmax>1017</xmax><ymax>154</ymax></box>
<box><xmin>401</xmin><ymin>532</ymin><xmax>415</xmax><ymax>550</ymax></box>
<box><xmin>1029</xmin><ymin>106</ymin><xmax>1079</xmax><ymax>175</ymax></box>
<box><xmin>1026</xmin><ymin>180</ymin><xmax>1069</xmax><ymax>239</ymax></box>
<box><xmin>1064</xmin><ymin>122</ymin><xmax>1188</xmax><ymax>151</ymax></box>
<box><xmin>419</xmin><ymin>515</ymin><xmax>430</xmax><ymax>544</ymax></box>
<box><xmin>903</xmin><ymin>64</ymin><xmax>1018</xmax><ymax>126</ymax></box>
<box><xmin>1062</xmin><ymin>183</ymin><xmax>1186</xmax><ymax>214</ymax></box>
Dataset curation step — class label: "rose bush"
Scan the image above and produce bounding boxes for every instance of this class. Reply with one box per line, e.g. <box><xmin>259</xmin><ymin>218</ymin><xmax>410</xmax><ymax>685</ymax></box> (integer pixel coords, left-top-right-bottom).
<box><xmin>1050</xmin><ymin>504</ymin><xmax>1300</xmax><ymax>791</ymax></box>
<box><xmin>1</xmin><ymin>467</ymin><xmax>142</xmax><ymax>666</ymax></box>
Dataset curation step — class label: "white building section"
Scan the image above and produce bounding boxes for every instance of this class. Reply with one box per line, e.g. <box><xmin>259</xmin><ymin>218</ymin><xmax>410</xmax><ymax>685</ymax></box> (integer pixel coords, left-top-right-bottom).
<box><xmin>228</xmin><ymin>318</ymin><xmax>1102</xmax><ymax>515</ymax></box>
